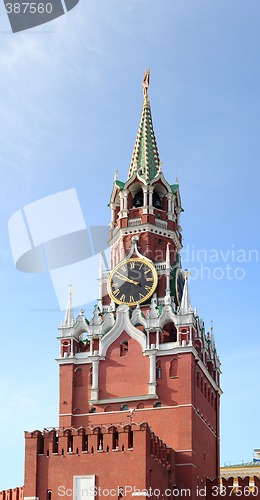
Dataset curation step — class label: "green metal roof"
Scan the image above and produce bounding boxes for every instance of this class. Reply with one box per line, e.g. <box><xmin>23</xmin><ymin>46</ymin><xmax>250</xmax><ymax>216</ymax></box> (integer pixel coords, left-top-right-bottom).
<box><xmin>170</xmin><ymin>184</ymin><xmax>179</xmax><ymax>194</ymax></box>
<box><xmin>115</xmin><ymin>180</ymin><xmax>125</xmax><ymax>190</ymax></box>
<box><xmin>128</xmin><ymin>97</ymin><xmax>161</xmax><ymax>183</ymax></box>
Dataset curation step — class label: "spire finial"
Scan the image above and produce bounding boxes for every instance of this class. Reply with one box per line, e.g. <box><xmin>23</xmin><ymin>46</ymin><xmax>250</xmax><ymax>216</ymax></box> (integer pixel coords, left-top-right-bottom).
<box><xmin>142</xmin><ymin>68</ymin><xmax>150</xmax><ymax>100</ymax></box>
<box><xmin>62</xmin><ymin>285</ymin><xmax>75</xmax><ymax>328</ymax></box>
<box><xmin>114</xmin><ymin>169</ymin><xmax>119</xmax><ymax>181</ymax></box>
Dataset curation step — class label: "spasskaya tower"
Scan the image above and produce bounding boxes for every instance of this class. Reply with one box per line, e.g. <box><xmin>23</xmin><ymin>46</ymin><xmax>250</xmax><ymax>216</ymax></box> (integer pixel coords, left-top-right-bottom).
<box><xmin>22</xmin><ymin>71</ymin><xmax>222</xmax><ymax>500</ymax></box>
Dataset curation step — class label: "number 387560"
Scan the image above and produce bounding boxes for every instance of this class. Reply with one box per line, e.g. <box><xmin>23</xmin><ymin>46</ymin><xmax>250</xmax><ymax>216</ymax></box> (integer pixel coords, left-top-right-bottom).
<box><xmin>5</xmin><ymin>3</ymin><xmax>53</xmax><ymax>14</ymax></box>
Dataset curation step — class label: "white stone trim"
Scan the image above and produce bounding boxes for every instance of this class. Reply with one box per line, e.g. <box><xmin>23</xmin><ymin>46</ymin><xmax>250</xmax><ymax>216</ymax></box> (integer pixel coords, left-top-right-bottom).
<box><xmin>175</xmin><ymin>463</ymin><xmax>195</xmax><ymax>468</ymax></box>
<box><xmin>89</xmin><ymin>394</ymin><xmax>158</xmax><ymax>405</ymax></box>
<box><xmin>100</xmin><ymin>305</ymin><xmax>146</xmax><ymax>356</ymax></box>
<box><xmin>109</xmin><ymin>223</ymin><xmax>181</xmax><ymax>251</ymax></box>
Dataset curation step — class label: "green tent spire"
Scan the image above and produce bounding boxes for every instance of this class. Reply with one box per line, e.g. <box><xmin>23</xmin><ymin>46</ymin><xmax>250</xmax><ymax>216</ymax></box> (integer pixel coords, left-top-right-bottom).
<box><xmin>128</xmin><ymin>69</ymin><xmax>161</xmax><ymax>183</ymax></box>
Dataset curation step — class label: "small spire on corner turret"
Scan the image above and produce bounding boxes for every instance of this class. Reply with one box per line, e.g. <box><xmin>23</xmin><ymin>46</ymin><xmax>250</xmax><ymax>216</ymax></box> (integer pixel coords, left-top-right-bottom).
<box><xmin>114</xmin><ymin>169</ymin><xmax>119</xmax><ymax>181</ymax></box>
<box><xmin>180</xmin><ymin>272</ymin><xmax>192</xmax><ymax>315</ymax></box>
<box><xmin>62</xmin><ymin>285</ymin><xmax>75</xmax><ymax>328</ymax></box>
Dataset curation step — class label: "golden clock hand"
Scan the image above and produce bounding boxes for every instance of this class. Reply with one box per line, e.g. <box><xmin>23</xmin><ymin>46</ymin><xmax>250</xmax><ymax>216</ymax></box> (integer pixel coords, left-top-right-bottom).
<box><xmin>115</xmin><ymin>272</ymin><xmax>139</xmax><ymax>286</ymax></box>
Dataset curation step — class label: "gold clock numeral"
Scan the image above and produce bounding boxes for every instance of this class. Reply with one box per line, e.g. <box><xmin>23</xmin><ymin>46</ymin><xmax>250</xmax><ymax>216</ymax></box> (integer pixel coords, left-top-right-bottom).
<box><xmin>119</xmin><ymin>294</ymin><xmax>126</xmax><ymax>302</ymax></box>
<box><xmin>139</xmin><ymin>263</ymin><xmax>144</xmax><ymax>269</ymax></box>
<box><xmin>146</xmin><ymin>277</ymin><xmax>153</xmax><ymax>282</ymax></box>
<box><xmin>112</xmin><ymin>282</ymin><xmax>119</xmax><ymax>288</ymax></box>
<box><xmin>144</xmin><ymin>269</ymin><xmax>151</xmax><ymax>275</ymax></box>
<box><xmin>129</xmin><ymin>295</ymin><xmax>135</xmax><ymax>303</ymax></box>
<box><xmin>145</xmin><ymin>285</ymin><xmax>152</xmax><ymax>292</ymax></box>
<box><xmin>139</xmin><ymin>293</ymin><xmax>145</xmax><ymax>299</ymax></box>
<box><xmin>130</xmin><ymin>261</ymin><xmax>135</xmax><ymax>269</ymax></box>
<box><xmin>121</xmin><ymin>265</ymin><xmax>127</xmax><ymax>272</ymax></box>
<box><xmin>113</xmin><ymin>289</ymin><xmax>120</xmax><ymax>297</ymax></box>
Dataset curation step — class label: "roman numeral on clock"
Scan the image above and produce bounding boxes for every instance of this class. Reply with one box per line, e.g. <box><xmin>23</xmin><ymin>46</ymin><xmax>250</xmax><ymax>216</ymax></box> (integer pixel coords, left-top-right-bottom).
<box><xmin>113</xmin><ymin>289</ymin><xmax>120</xmax><ymax>297</ymax></box>
<box><xmin>119</xmin><ymin>294</ymin><xmax>126</xmax><ymax>302</ymax></box>
<box><xmin>129</xmin><ymin>296</ymin><xmax>135</xmax><ymax>303</ymax></box>
<box><xmin>145</xmin><ymin>285</ymin><xmax>152</xmax><ymax>292</ymax></box>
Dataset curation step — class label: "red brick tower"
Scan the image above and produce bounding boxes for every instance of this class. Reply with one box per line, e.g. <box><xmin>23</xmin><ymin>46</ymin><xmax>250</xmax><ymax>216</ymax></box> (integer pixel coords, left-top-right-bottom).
<box><xmin>23</xmin><ymin>72</ymin><xmax>221</xmax><ymax>500</ymax></box>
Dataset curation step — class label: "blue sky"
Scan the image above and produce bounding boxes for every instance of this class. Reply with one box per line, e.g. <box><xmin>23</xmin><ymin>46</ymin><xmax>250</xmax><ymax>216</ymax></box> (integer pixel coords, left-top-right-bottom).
<box><xmin>0</xmin><ymin>0</ymin><xmax>260</xmax><ymax>490</ymax></box>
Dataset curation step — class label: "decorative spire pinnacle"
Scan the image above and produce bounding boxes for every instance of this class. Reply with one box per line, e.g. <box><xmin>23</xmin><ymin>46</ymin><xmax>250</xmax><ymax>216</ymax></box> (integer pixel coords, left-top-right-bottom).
<box><xmin>114</xmin><ymin>169</ymin><xmax>119</xmax><ymax>181</ymax></box>
<box><xmin>142</xmin><ymin>68</ymin><xmax>150</xmax><ymax>100</ymax></box>
<box><xmin>180</xmin><ymin>273</ymin><xmax>192</xmax><ymax>315</ymax></box>
<box><xmin>97</xmin><ymin>253</ymin><xmax>103</xmax><ymax>313</ymax></box>
<box><xmin>128</xmin><ymin>70</ymin><xmax>161</xmax><ymax>183</ymax></box>
<box><xmin>63</xmin><ymin>285</ymin><xmax>75</xmax><ymax>328</ymax></box>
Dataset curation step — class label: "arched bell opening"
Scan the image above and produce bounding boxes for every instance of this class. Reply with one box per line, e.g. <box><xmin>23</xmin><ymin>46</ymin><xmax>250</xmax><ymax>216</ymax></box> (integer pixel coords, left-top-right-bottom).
<box><xmin>160</xmin><ymin>322</ymin><xmax>177</xmax><ymax>343</ymax></box>
<box><xmin>133</xmin><ymin>189</ymin><xmax>143</xmax><ymax>208</ymax></box>
<box><xmin>153</xmin><ymin>190</ymin><xmax>162</xmax><ymax>209</ymax></box>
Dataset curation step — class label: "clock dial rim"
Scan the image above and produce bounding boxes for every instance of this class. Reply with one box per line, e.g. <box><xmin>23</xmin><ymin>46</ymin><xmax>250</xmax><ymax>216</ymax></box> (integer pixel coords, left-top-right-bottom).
<box><xmin>108</xmin><ymin>257</ymin><xmax>158</xmax><ymax>306</ymax></box>
<box><xmin>175</xmin><ymin>267</ymin><xmax>185</xmax><ymax>306</ymax></box>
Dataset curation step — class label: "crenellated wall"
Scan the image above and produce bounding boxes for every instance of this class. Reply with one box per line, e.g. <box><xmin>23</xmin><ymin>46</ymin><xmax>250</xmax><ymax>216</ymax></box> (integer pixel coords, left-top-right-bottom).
<box><xmin>206</xmin><ymin>476</ymin><xmax>260</xmax><ymax>499</ymax></box>
<box><xmin>0</xmin><ymin>488</ymin><xmax>23</xmax><ymax>500</ymax></box>
<box><xmin>23</xmin><ymin>422</ymin><xmax>176</xmax><ymax>499</ymax></box>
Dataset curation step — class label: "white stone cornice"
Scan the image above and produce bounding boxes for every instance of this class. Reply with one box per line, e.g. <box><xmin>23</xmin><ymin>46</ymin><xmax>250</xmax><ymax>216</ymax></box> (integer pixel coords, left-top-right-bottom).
<box><xmin>109</xmin><ymin>223</ymin><xmax>182</xmax><ymax>250</ymax></box>
<box><xmin>89</xmin><ymin>393</ymin><xmax>158</xmax><ymax>405</ymax></box>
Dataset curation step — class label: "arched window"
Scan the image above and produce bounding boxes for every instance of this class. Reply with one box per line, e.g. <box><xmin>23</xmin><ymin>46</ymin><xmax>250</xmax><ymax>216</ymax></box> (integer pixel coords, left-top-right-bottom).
<box><xmin>112</xmin><ymin>430</ymin><xmax>119</xmax><ymax>450</ymax></box>
<box><xmin>120</xmin><ymin>340</ymin><xmax>128</xmax><ymax>357</ymax></box>
<box><xmin>169</xmin><ymin>358</ymin><xmax>178</xmax><ymax>378</ymax></box>
<box><xmin>208</xmin><ymin>387</ymin><xmax>211</xmax><ymax>402</ymax></box>
<box><xmin>156</xmin><ymin>361</ymin><xmax>162</xmax><ymax>379</ymax></box>
<box><xmin>204</xmin><ymin>383</ymin><xmax>207</xmax><ymax>397</ymax></box>
<box><xmin>196</xmin><ymin>372</ymin><xmax>200</xmax><ymax>387</ymax></box>
<box><xmin>89</xmin><ymin>366</ymin><xmax>93</xmax><ymax>386</ymax></box>
<box><xmin>200</xmin><ymin>378</ymin><xmax>203</xmax><ymax>392</ymax></box>
<box><xmin>121</xmin><ymin>404</ymin><xmax>128</xmax><ymax>411</ymax></box>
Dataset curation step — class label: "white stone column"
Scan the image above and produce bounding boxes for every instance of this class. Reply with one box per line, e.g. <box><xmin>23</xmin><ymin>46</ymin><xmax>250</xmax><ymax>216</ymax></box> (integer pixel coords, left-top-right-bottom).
<box><xmin>148</xmin><ymin>187</ymin><xmax>154</xmax><ymax>214</ymax></box>
<box><xmin>123</xmin><ymin>190</ymin><xmax>128</xmax><ymax>210</ymax></box>
<box><xmin>143</xmin><ymin>186</ymin><xmax>149</xmax><ymax>215</ymax></box>
<box><xmin>167</xmin><ymin>194</ymin><xmax>173</xmax><ymax>220</ymax></box>
<box><xmin>148</xmin><ymin>345</ymin><xmax>157</xmax><ymax>395</ymax></box>
<box><xmin>119</xmin><ymin>192</ymin><xmax>124</xmax><ymax>212</ymax></box>
<box><xmin>156</xmin><ymin>330</ymin><xmax>160</xmax><ymax>349</ymax></box>
<box><xmin>70</xmin><ymin>338</ymin><xmax>74</xmax><ymax>357</ymax></box>
<box><xmin>110</xmin><ymin>202</ymin><xmax>116</xmax><ymax>224</ymax></box>
<box><xmin>189</xmin><ymin>326</ymin><xmax>192</xmax><ymax>346</ymax></box>
<box><xmin>91</xmin><ymin>352</ymin><xmax>99</xmax><ymax>401</ymax></box>
<box><xmin>149</xmin><ymin>187</ymin><xmax>154</xmax><ymax>206</ymax></box>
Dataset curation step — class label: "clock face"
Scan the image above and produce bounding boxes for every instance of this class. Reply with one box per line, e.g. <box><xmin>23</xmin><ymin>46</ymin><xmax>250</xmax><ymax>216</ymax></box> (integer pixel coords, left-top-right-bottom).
<box><xmin>175</xmin><ymin>268</ymin><xmax>185</xmax><ymax>306</ymax></box>
<box><xmin>108</xmin><ymin>257</ymin><xmax>158</xmax><ymax>306</ymax></box>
